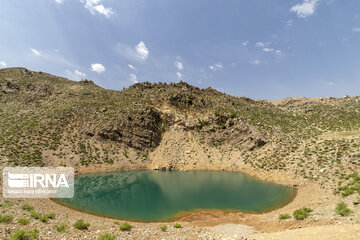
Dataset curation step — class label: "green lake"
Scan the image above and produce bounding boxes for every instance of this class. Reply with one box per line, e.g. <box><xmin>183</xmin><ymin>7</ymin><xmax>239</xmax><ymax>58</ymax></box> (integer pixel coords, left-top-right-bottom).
<box><xmin>56</xmin><ymin>170</ymin><xmax>296</xmax><ymax>221</ymax></box>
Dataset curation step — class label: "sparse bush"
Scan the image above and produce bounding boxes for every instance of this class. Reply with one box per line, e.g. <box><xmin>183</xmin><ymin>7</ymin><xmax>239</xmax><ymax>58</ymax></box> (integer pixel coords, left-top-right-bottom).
<box><xmin>39</xmin><ymin>216</ymin><xmax>48</xmax><ymax>223</ymax></box>
<box><xmin>45</xmin><ymin>212</ymin><xmax>55</xmax><ymax>219</ymax></box>
<box><xmin>10</xmin><ymin>229</ymin><xmax>39</xmax><ymax>240</ymax></box>
<box><xmin>56</xmin><ymin>223</ymin><xmax>67</xmax><ymax>233</ymax></box>
<box><xmin>0</xmin><ymin>214</ymin><xmax>13</xmax><ymax>223</ymax></box>
<box><xmin>335</xmin><ymin>202</ymin><xmax>352</xmax><ymax>216</ymax></box>
<box><xmin>21</xmin><ymin>204</ymin><xmax>34</xmax><ymax>211</ymax></box>
<box><xmin>278</xmin><ymin>213</ymin><xmax>291</xmax><ymax>220</ymax></box>
<box><xmin>302</xmin><ymin>207</ymin><xmax>313</xmax><ymax>213</ymax></box>
<box><xmin>18</xmin><ymin>218</ymin><xmax>30</xmax><ymax>225</ymax></box>
<box><xmin>0</xmin><ymin>201</ymin><xmax>13</xmax><ymax>208</ymax></box>
<box><xmin>97</xmin><ymin>232</ymin><xmax>116</xmax><ymax>240</ymax></box>
<box><xmin>293</xmin><ymin>207</ymin><xmax>312</xmax><ymax>220</ymax></box>
<box><xmin>73</xmin><ymin>219</ymin><xmax>90</xmax><ymax>230</ymax></box>
<box><xmin>29</xmin><ymin>211</ymin><xmax>41</xmax><ymax>219</ymax></box>
<box><xmin>173</xmin><ymin>223</ymin><xmax>182</xmax><ymax>228</ymax></box>
<box><xmin>160</xmin><ymin>225</ymin><xmax>167</xmax><ymax>232</ymax></box>
<box><xmin>119</xmin><ymin>222</ymin><xmax>132</xmax><ymax>231</ymax></box>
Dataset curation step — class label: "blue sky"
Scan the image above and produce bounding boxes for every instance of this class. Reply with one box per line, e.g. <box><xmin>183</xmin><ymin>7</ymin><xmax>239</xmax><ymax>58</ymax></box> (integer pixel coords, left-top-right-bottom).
<box><xmin>0</xmin><ymin>0</ymin><xmax>360</xmax><ymax>99</ymax></box>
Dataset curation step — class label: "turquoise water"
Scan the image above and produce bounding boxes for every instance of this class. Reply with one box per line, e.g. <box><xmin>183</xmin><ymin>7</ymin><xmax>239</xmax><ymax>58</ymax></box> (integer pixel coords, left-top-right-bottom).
<box><xmin>56</xmin><ymin>170</ymin><xmax>295</xmax><ymax>221</ymax></box>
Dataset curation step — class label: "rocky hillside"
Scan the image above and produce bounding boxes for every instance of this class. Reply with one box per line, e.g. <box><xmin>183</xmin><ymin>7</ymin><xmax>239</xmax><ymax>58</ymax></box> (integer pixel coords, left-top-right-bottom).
<box><xmin>0</xmin><ymin>67</ymin><xmax>360</xmax><ymax>197</ymax></box>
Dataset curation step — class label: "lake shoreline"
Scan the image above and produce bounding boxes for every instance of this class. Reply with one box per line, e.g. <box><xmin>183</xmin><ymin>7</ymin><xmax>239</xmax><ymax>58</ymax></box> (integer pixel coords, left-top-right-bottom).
<box><xmin>51</xmin><ymin>169</ymin><xmax>298</xmax><ymax>223</ymax></box>
<box><xmin>1</xmin><ymin>163</ymin><xmax>356</xmax><ymax>239</ymax></box>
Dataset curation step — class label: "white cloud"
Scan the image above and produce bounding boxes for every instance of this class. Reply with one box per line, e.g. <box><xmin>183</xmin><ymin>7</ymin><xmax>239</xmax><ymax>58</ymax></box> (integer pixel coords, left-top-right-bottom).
<box><xmin>65</xmin><ymin>70</ymin><xmax>86</xmax><ymax>81</ymax></box>
<box><xmin>255</xmin><ymin>42</ymin><xmax>271</xmax><ymax>48</ymax></box>
<box><xmin>176</xmin><ymin>72</ymin><xmax>182</xmax><ymax>80</ymax></box>
<box><xmin>75</xmin><ymin>70</ymin><xmax>86</xmax><ymax>77</ymax></box>
<box><xmin>93</xmin><ymin>4</ymin><xmax>113</xmax><ymax>17</ymax></box>
<box><xmin>290</xmin><ymin>0</ymin><xmax>319</xmax><ymax>18</ymax></box>
<box><xmin>263</xmin><ymin>48</ymin><xmax>274</xmax><ymax>52</ymax></box>
<box><xmin>252</xmin><ymin>60</ymin><xmax>260</xmax><ymax>65</ymax></box>
<box><xmin>174</xmin><ymin>61</ymin><xmax>183</xmax><ymax>71</ymax></box>
<box><xmin>54</xmin><ymin>0</ymin><xmax>64</xmax><ymax>4</ymax></box>
<box><xmin>31</xmin><ymin>48</ymin><xmax>41</xmax><ymax>56</ymax></box>
<box><xmin>328</xmin><ymin>81</ymin><xmax>335</xmax><ymax>86</ymax></box>
<box><xmin>90</xmin><ymin>63</ymin><xmax>105</xmax><ymax>73</ymax></box>
<box><xmin>82</xmin><ymin>0</ymin><xmax>113</xmax><ymax>17</ymax></box>
<box><xmin>174</xmin><ymin>59</ymin><xmax>183</xmax><ymax>80</ymax></box>
<box><xmin>0</xmin><ymin>61</ymin><xmax>6</xmax><ymax>67</ymax></box>
<box><xmin>129</xmin><ymin>73</ymin><xmax>138</xmax><ymax>83</ymax></box>
<box><xmin>135</xmin><ymin>41</ymin><xmax>149</xmax><ymax>60</ymax></box>
<box><xmin>115</xmin><ymin>41</ymin><xmax>150</xmax><ymax>62</ymax></box>
<box><xmin>128</xmin><ymin>64</ymin><xmax>137</xmax><ymax>71</ymax></box>
<box><xmin>242</xmin><ymin>41</ymin><xmax>249</xmax><ymax>46</ymax></box>
<box><xmin>209</xmin><ymin>63</ymin><xmax>223</xmax><ymax>71</ymax></box>
<box><xmin>274</xmin><ymin>50</ymin><xmax>282</xmax><ymax>56</ymax></box>
<box><xmin>352</xmin><ymin>27</ymin><xmax>360</xmax><ymax>32</ymax></box>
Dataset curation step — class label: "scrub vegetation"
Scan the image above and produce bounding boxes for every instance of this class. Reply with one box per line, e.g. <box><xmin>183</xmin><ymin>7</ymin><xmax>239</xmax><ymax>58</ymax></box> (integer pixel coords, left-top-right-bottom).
<box><xmin>279</xmin><ymin>213</ymin><xmax>291</xmax><ymax>220</ymax></box>
<box><xmin>55</xmin><ymin>223</ymin><xmax>67</xmax><ymax>233</ymax></box>
<box><xmin>174</xmin><ymin>223</ymin><xmax>182</xmax><ymax>228</ymax></box>
<box><xmin>293</xmin><ymin>207</ymin><xmax>313</xmax><ymax>220</ymax></box>
<box><xmin>18</xmin><ymin>218</ymin><xmax>30</xmax><ymax>225</ymax></box>
<box><xmin>0</xmin><ymin>214</ymin><xmax>13</xmax><ymax>223</ymax></box>
<box><xmin>73</xmin><ymin>219</ymin><xmax>90</xmax><ymax>230</ymax></box>
<box><xmin>9</xmin><ymin>229</ymin><xmax>39</xmax><ymax>240</ymax></box>
<box><xmin>335</xmin><ymin>202</ymin><xmax>352</xmax><ymax>216</ymax></box>
<box><xmin>97</xmin><ymin>232</ymin><xmax>116</xmax><ymax>240</ymax></box>
<box><xmin>119</xmin><ymin>222</ymin><xmax>132</xmax><ymax>231</ymax></box>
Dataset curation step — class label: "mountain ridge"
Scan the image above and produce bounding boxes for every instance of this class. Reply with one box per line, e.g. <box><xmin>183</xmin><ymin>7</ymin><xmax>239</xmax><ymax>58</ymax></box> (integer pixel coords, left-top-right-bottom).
<box><xmin>0</xmin><ymin>67</ymin><xmax>359</xmax><ymax>190</ymax></box>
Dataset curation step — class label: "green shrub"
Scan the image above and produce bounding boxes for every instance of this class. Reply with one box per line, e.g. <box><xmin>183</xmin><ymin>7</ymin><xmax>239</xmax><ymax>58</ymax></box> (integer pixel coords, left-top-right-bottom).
<box><xmin>18</xmin><ymin>218</ymin><xmax>30</xmax><ymax>225</ymax></box>
<box><xmin>10</xmin><ymin>229</ymin><xmax>39</xmax><ymax>240</ymax></box>
<box><xmin>21</xmin><ymin>205</ymin><xmax>34</xmax><ymax>211</ymax></box>
<box><xmin>39</xmin><ymin>216</ymin><xmax>48</xmax><ymax>223</ymax></box>
<box><xmin>73</xmin><ymin>219</ymin><xmax>90</xmax><ymax>230</ymax></box>
<box><xmin>293</xmin><ymin>207</ymin><xmax>312</xmax><ymax>220</ymax></box>
<box><xmin>97</xmin><ymin>232</ymin><xmax>116</xmax><ymax>240</ymax></box>
<box><xmin>0</xmin><ymin>201</ymin><xmax>13</xmax><ymax>208</ymax></box>
<box><xmin>119</xmin><ymin>222</ymin><xmax>132</xmax><ymax>231</ymax></box>
<box><xmin>0</xmin><ymin>214</ymin><xmax>13</xmax><ymax>223</ymax></box>
<box><xmin>278</xmin><ymin>213</ymin><xmax>291</xmax><ymax>220</ymax></box>
<box><xmin>56</xmin><ymin>223</ymin><xmax>67</xmax><ymax>233</ymax></box>
<box><xmin>45</xmin><ymin>212</ymin><xmax>55</xmax><ymax>219</ymax></box>
<box><xmin>29</xmin><ymin>211</ymin><xmax>41</xmax><ymax>219</ymax></box>
<box><xmin>335</xmin><ymin>202</ymin><xmax>352</xmax><ymax>216</ymax></box>
<box><xmin>173</xmin><ymin>223</ymin><xmax>182</xmax><ymax>228</ymax></box>
<box><xmin>160</xmin><ymin>225</ymin><xmax>167</xmax><ymax>232</ymax></box>
<box><xmin>302</xmin><ymin>207</ymin><xmax>313</xmax><ymax>213</ymax></box>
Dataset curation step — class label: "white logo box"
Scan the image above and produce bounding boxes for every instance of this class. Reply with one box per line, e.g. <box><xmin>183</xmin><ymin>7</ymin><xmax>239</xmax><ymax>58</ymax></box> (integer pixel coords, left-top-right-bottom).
<box><xmin>3</xmin><ymin>167</ymin><xmax>74</xmax><ymax>198</ymax></box>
